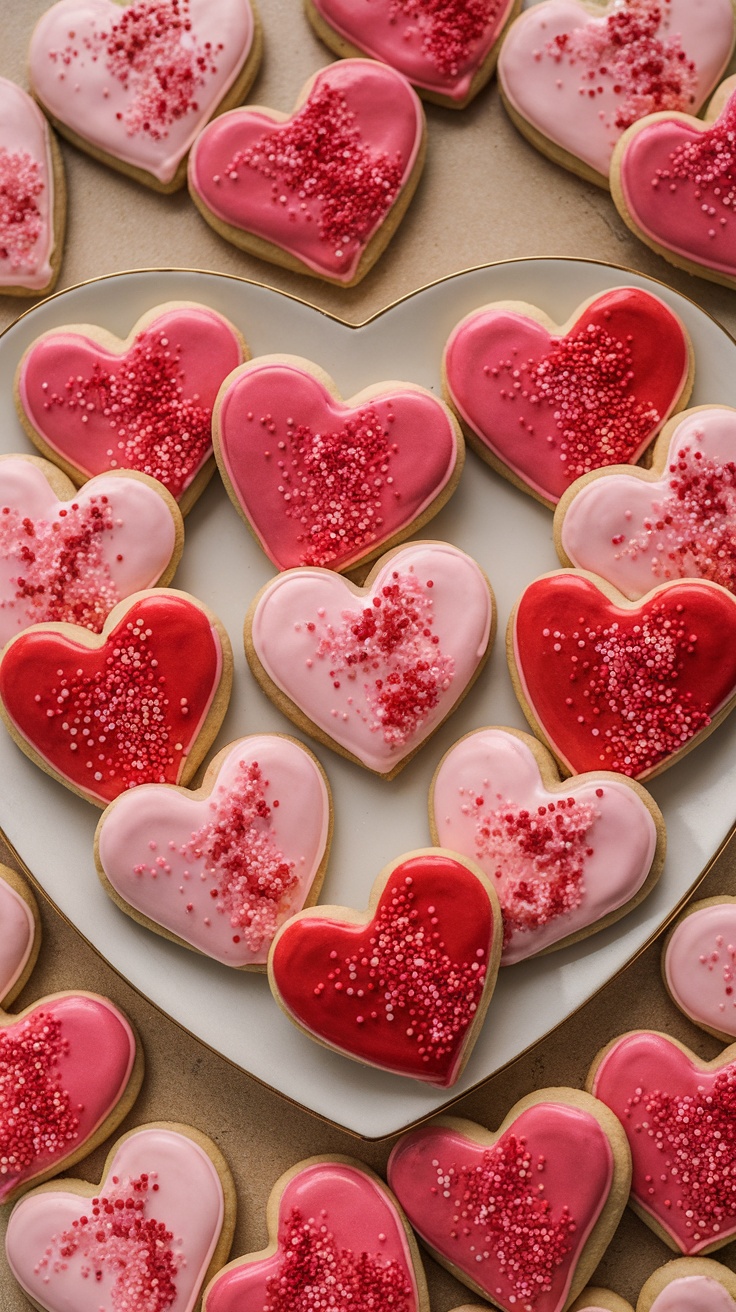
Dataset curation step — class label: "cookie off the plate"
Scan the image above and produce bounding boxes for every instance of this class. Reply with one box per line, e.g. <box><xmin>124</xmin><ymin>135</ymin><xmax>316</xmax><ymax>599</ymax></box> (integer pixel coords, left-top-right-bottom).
<box><xmin>662</xmin><ymin>896</ymin><xmax>736</xmax><ymax>1042</ymax></box>
<box><xmin>0</xmin><ymin>863</ymin><xmax>40</xmax><ymax>1010</ymax></box>
<box><xmin>0</xmin><ymin>77</ymin><xmax>65</xmax><ymax>296</ymax></box>
<box><xmin>638</xmin><ymin>1259</ymin><xmax>736</xmax><ymax>1312</ymax></box>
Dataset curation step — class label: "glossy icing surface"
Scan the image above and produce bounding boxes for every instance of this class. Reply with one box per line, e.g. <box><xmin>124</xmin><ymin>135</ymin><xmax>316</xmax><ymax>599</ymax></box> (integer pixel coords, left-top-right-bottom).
<box><xmin>0</xmin><ymin>876</ymin><xmax>35</xmax><ymax>1003</ymax></box>
<box><xmin>664</xmin><ymin>902</ymin><xmax>736</xmax><ymax>1037</ymax></box>
<box><xmin>188</xmin><ymin>60</ymin><xmax>424</xmax><ymax>282</ymax></box>
<box><xmin>498</xmin><ymin>0</ymin><xmax>734</xmax><ymax>178</ymax></box>
<box><xmin>205</xmin><ymin>1161</ymin><xmax>421</xmax><ymax>1312</ymax></box>
<box><xmin>216</xmin><ymin>361</ymin><xmax>459</xmax><ymax>571</ymax></box>
<box><xmin>6</xmin><ymin>1126</ymin><xmax>225</xmax><ymax>1312</ymax></box>
<box><xmin>250</xmin><ymin>541</ymin><xmax>493</xmax><ymax>773</ymax></box>
<box><xmin>0</xmin><ymin>77</ymin><xmax>56</xmax><ymax>291</ymax></box>
<box><xmin>29</xmin><ymin>0</ymin><xmax>256</xmax><ymax>184</ymax></box>
<box><xmin>431</xmin><ymin>728</ymin><xmax>658</xmax><ymax>964</ymax></box>
<box><xmin>388</xmin><ymin>1105</ymin><xmax>615</xmax><ymax>1312</ymax></box>
<box><xmin>270</xmin><ymin>853</ymin><xmax>497</xmax><ymax>1086</ymax></box>
<box><xmin>649</xmin><ymin>1276</ymin><xmax>736</xmax><ymax>1312</ymax></box>
<box><xmin>443</xmin><ymin>288</ymin><xmax>689</xmax><ymax>503</ymax></box>
<box><xmin>512</xmin><ymin>573</ymin><xmax>736</xmax><ymax>779</ymax></box>
<box><xmin>559</xmin><ymin>409</ymin><xmax>736</xmax><ymax>598</ymax></box>
<box><xmin>97</xmin><ymin>736</ymin><xmax>330</xmax><ymax>966</ymax></box>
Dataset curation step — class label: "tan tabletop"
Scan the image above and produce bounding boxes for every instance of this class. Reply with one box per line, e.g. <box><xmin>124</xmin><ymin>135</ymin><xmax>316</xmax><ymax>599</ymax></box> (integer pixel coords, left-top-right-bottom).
<box><xmin>1</xmin><ymin>2</ymin><xmax>736</xmax><ymax>1307</ymax></box>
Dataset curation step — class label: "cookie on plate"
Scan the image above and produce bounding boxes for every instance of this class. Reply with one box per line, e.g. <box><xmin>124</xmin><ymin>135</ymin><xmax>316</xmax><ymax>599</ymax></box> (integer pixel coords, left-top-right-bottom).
<box><xmin>662</xmin><ymin>896</ymin><xmax>736</xmax><ymax>1042</ymax></box>
<box><xmin>0</xmin><ymin>77</ymin><xmax>65</xmax><ymax>296</ymax></box>
<box><xmin>0</xmin><ymin>863</ymin><xmax>41</xmax><ymax>1010</ymax></box>
<box><xmin>638</xmin><ymin>1258</ymin><xmax>736</xmax><ymax>1312</ymax></box>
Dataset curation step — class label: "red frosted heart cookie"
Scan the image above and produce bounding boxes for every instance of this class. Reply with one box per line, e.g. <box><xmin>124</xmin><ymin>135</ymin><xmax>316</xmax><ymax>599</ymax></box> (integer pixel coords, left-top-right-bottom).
<box><xmin>0</xmin><ymin>77</ymin><xmax>65</xmax><ymax>296</ymax></box>
<box><xmin>442</xmin><ymin>287</ymin><xmax>692</xmax><ymax>507</ymax></box>
<box><xmin>509</xmin><ymin>571</ymin><xmax>736</xmax><ymax>780</ymax></box>
<box><xmin>0</xmin><ymin>864</ymin><xmax>40</xmax><ymax>1009</ymax></box>
<box><xmin>0</xmin><ymin>589</ymin><xmax>232</xmax><ymax>807</ymax></box>
<box><xmin>387</xmin><ymin>1092</ymin><xmax>630</xmax><ymax>1310</ymax></box>
<box><xmin>188</xmin><ymin>59</ymin><xmax>426</xmax><ymax>286</ymax></box>
<box><xmin>214</xmin><ymin>355</ymin><xmax>463</xmax><ymax>571</ymax></box>
<box><xmin>268</xmin><ymin>850</ymin><xmax>502</xmax><ymax>1087</ymax></box>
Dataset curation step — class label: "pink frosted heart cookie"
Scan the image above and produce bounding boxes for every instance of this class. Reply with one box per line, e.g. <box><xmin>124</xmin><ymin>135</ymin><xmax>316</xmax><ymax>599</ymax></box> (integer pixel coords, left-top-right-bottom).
<box><xmin>663</xmin><ymin>897</ymin><xmax>736</xmax><ymax>1042</ymax></box>
<box><xmin>556</xmin><ymin>407</ymin><xmax>736</xmax><ymax>600</ymax></box>
<box><xmin>15</xmin><ymin>302</ymin><xmax>247</xmax><ymax>514</ymax></box>
<box><xmin>268</xmin><ymin>849</ymin><xmax>502</xmax><ymax>1087</ymax></box>
<box><xmin>0</xmin><ymin>864</ymin><xmax>40</xmax><ymax>1008</ymax></box>
<box><xmin>95</xmin><ymin>735</ymin><xmax>332</xmax><ymax>969</ymax></box>
<box><xmin>245</xmin><ymin>541</ymin><xmax>495</xmax><ymax>778</ymax></box>
<box><xmin>571</xmin><ymin>1293</ymin><xmax>634</xmax><ymax>1312</ymax></box>
<box><xmin>430</xmin><ymin>727</ymin><xmax>664</xmax><ymax>965</ymax></box>
<box><xmin>188</xmin><ymin>59</ymin><xmax>426</xmax><ymax>286</ymax></box>
<box><xmin>213</xmin><ymin>355</ymin><xmax>463</xmax><ymax>572</ymax></box>
<box><xmin>29</xmin><ymin>0</ymin><xmax>262</xmax><ymax>192</ymax></box>
<box><xmin>387</xmin><ymin>1092</ymin><xmax>630</xmax><ymax>1310</ymax></box>
<box><xmin>442</xmin><ymin>287</ymin><xmax>693</xmax><ymax>507</ymax></box>
<box><xmin>5</xmin><ymin>1122</ymin><xmax>235</xmax><ymax>1311</ymax></box>
<box><xmin>304</xmin><ymin>0</ymin><xmax>520</xmax><ymax>108</ymax></box>
<box><xmin>204</xmin><ymin>1156</ymin><xmax>428</xmax><ymax>1312</ymax></box>
<box><xmin>497</xmin><ymin>0</ymin><xmax>735</xmax><ymax>187</ymax></box>
<box><xmin>0</xmin><ymin>77</ymin><xmax>65</xmax><ymax>296</ymax></box>
<box><xmin>0</xmin><ymin>588</ymin><xmax>232</xmax><ymax>807</ymax></box>
<box><xmin>638</xmin><ymin>1259</ymin><xmax>736</xmax><ymax>1312</ymax></box>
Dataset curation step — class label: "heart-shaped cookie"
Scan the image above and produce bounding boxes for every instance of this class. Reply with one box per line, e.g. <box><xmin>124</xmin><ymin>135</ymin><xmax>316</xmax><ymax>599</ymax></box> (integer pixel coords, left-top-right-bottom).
<box><xmin>663</xmin><ymin>898</ymin><xmax>736</xmax><ymax>1043</ymax></box>
<box><xmin>613</xmin><ymin>74</ymin><xmax>736</xmax><ymax>290</ymax></box>
<box><xmin>387</xmin><ymin>1092</ymin><xmax>630</xmax><ymax>1311</ymax></box>
<box><xmin>430</xmin><ymin>727</ymin><xmax>664</xmax><ymax>965</ymax></box>
<box><xmin>0</xmin><ymin>76</ymin><xmax>64</xmax><ymax>295</ymax></box>
<box><xmin>0</xmin><ymin>588</ymin><xmax>231</xmax><ymax>806</ymax></box>
<box><xmin>556</xmin><ymin>407</ymin><xmax>736</xmax><ymax>600</ymax></box>
<box><xmin>442</xmin><ymin>287</ymin><xmax>693</xmax><ymax>507</ymax></box>
<box><xmin>497</xmin><ymin>0</ymin><xmax>735</xmax><ymax>186</ymax></box>
<box><xmin>15</xmin><ymin>302</ymin><xmax>247</xmax><ymax>514</ymax></box>
<box><xmin>0</xmin><ymin>456</ymin><xmax>183</xmax><ymax>643</ymax></box>
<box><xmin>570</xmin><ymin>1292</ymin><xmax>633</xmax><ymax>1312</ymax></box>
<box><xmin>246</xmin><ymin>541</ymin><xmax>494</xmax><ymax>778</ymax></box>
<box><xmin>509</xmin><ymin>571</ymin><xmax>736</xmax><ymax>780</ymax></box>
<box><xmin>268</xmin><ymin>849</ymin><xmax>502</xmax><ymax>1087</ymax></box>
<box><xmin>588</xmin><ymin>1031</ymin><xmax>736</xmax><ymax>1254</ymax></box>
<box><xmin>0</xmin><ymin>864</ymin><xmax>40</xmax><ymax>1008</ymax></box>
<box><xmin>638</xmin><ymin>1259</ymin><xmax>736</xmax><ymax>1312</ymax></box>
<box><xmin>204</xmin><ymin>1156</ymin><xmax>428</xmax><ymax>1312</ymax></box>
<box><xmin>214</xmin><ymin>355</ymin><xmax>463</xmax><ymax>571</ymax></box>
<box><xmin>95</xmin><ymin>735</ymin><xmax>332</xmax><ymax>968</ymax></box>
<box><xmin>5</xmin><ymin>1123</ymin><xmax>234</xmax><ymax>1311</ymax></box>
<box><xmin>188</xmin><ymin>59</ymin><xmax>426</xmax><ymax>286</ymax></box>
<box><xmin>29</xmin><ymin>0</ymin><xmax>262</xmax><ymax>191</ymax></box>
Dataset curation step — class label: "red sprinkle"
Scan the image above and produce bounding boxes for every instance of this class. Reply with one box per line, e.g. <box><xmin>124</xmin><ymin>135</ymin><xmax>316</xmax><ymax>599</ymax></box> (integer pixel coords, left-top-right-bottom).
<box><xmin>0</xmin><ymin>1011</ymin><xmax>79</xmax><ymax>1183</ymax></box>
<box><xmin>386</xmin><ymin>0</ymin><xmax>505</xmax><ymax>76</ymax></box>
<box><xmin>0</xmin><ymin>148</ymin><xmax>44</xmax><ymax>274</ymax></box>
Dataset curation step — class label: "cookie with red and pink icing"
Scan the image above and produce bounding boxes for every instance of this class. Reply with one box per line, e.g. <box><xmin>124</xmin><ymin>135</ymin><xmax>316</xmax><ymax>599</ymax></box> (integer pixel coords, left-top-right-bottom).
<box><xmin>268</xmin><ymin>848</ymin><xmax>503</xmax><ymax>1087</ymax></box>
<box><xmin>0</xmin><ymin>864</ymin><xmax>41</xmax><ymax>1010</ymax></box>
<box><xmin>94</xmin><ymin>734</ymin><xmax>333</xmax><ymax>970</ymax></box>
<box><xmin>612</xmin><ymin>74</ymin><xmax>736</xmax><ymax>290</ymax></box>
<box><xmin>0</xmin><ymin>587</ymin><xmax>232</xmax><ymax>808</ymax></box>
<box><xmin>203</xmin><ymin>1155</ymin><xmax>429</xmax><ymax>1312</ymax></box>
<box><xmin>508</xmin><ymin>569</ymin><xmax>736</xmax><ymax>782</ymax></box>
<box><xmin>0</xmin><ymin>455</ymin><xmax>184</xmax><ymax>644</ymax></box>
<box><xmin>245</xmin><ymin>540</ymin><xmax>495</xmax><ymax>779</ymax></box>
<box><xmin>442</xmin><ymin>287</ymin><xmax>693</xmax><ymax>508</ymax></box>
<box><xmin>638</xmin><ymin>1259</ymin><xmax>736</xmax><ymax>1312</ymax></box>
<box><xmin>0</xmin><ymin>77</ymin><xmax>65</xmax><ymax>297</ymax></box>
<box><xmin>429</xmin><ymin>726</ymin><xmax>665</xmax><ymax>966</ymax></box>
<box><xmin>571</xmin><ymin>1293</ymin><xmax>634</xmax><ymax>1312</ymax></box>
<box><xmin>497</xmin><ymin>0</ymin><xmax>735</xmax><ymax>188</ymax></box>
<box><xmin>555</xmin><ymin>407</ymin><xmax>736</xmax><ymax>600</ymax></box>
<box><xmin>188</xmin><ymin>59</ymin><xmax>426</xmax><ymax>287</ymax></box>
<box><xmin>387</xmin><ymin>1092</ymin><xmax>631</xmax><ymax>1311</ymax></box>
<box><xmin>304</xmin><ymin>0</ymin><xmax>521</xmax><ymax>109</ymax></box>
<box><xmin>28</xmin><ymin>0</ymin><xmax>262</xmax><ymax>193</ymax></box>
<box><xmin>14</xmin><ymin>301</ymin><xmax>248</xmax><ymax>515</ymax></box>
<box><xmin>5</xmin><ymin>1121</ymin><xmax>235</xmax><ymax>1311</ymax></box>
<box><xmin>213</xmin><ymin>354</ymin><xmax>464</xmax><ymax>573</ymax></box>
<box><xmin>662</xmin><ymin>897</ymin><xmax>736</xmax><ymax>1042</ymax></box>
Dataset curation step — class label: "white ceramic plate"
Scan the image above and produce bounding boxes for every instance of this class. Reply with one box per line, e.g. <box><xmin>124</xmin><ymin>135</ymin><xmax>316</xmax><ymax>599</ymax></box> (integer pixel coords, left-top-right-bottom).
<box><xmin>2</xmin><ymin>262</ymin><xmax>736</xmax><ymax>1140</ymax></box>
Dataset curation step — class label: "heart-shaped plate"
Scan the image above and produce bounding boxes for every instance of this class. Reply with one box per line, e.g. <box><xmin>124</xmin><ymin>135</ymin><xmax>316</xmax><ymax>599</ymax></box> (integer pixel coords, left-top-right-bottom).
<box><xmin>2</xmin><ymin>264</ymin><xmax>736</xmax><ymax>1138</ymax></box>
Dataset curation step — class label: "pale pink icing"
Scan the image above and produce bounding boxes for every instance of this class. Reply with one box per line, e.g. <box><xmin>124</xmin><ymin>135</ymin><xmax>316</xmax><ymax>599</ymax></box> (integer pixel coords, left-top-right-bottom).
<box><xmin>498</xmin><ymin>0</ymin><xmax>734</xmax><ymax>179</ymax></box>
<box><xmin>650</xmin><ymin>1276</ymin><xmax>736</xmax><ymax>1312</ymax></box>
<box><xmin>664</xmin><ymin>902</ymin><xmax>736</xmax><ymax>1037</ymax></box>
<box><xmin>6</xmin><ymin>1126</ymin><xmax>225</xmax><ymax>1312</ymax></box>
<box><xmin>0</xmin><ymin>78</ymin><xmax>57</xmax><ymax>291</ymax></box>
<box><xmin>0</xmin><ymin>876</ymin><xmax>35</xmax><ymax>1002</ymax></box>
<box><xmin>97</xmin><ymin>736</ymin><xmax>330</xmax><ymax>966</ymax></box>
<box><xmin>431</xmin><ymin>729</ymin><xmax>657</xmax><ymax>964</ymax></box>
<box><xmin>249</xmin><ymin>542</ymin><xmax>493</xmax><ymax>773</ymax></box>
<box><xmin>0</xmin><ymin>460</ymin><xmax>179</xmax><ymax>643</ymax></box>
<box><xmin>188</xmin><ymin>60</ymin><xmax>424</xmax><ymax>283</ymax></box>
<box><xmin>29</xmin><ymin>0</ymin><xmax>256</xmax><ymax>185</ymax></box>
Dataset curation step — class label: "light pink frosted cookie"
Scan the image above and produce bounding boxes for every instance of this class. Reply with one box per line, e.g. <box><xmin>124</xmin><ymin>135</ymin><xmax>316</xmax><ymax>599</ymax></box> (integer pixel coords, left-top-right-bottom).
<box><xmin>0</xmin><ymin>77</ymin><xmax>65</xmax><ymax>296</ymax></box>
<box><xmin>204</xmin><ymin>1156</ymin><xmax>428</xmax><ymax>1312</ymax></box>
<box><xmin>663</xmin><ymin>897</ymin><xmax>736</xmax><ymax>1042</ymax></box>
<box><xmin>430</xmin><ymin>726</ymin><xmax>665</xmax><ymax>965</ymax></box>
<box><xmin>245</xmin><ymin>540</ymin><xmax>495</xmax><ymax>779</ymax></box>
<box><xmin>188</xmin><ymin>59</ymin><xmax>426</xmax><ymax>286</ymax></box>
<box><xmin>497</xmin><ymin>0</ymin><xmax>735</xmax><ymax>188</ymax></box>
<box><xmin>555</xmin><ymin>407</ymin><xmax>736</xmax><ymax>600</ymax></box>
<box><xmin>0</xmin><ymin>864</ymin><xmax>40</xmax><ymax>1008</ymax></box>
<box><xmin>638</xmin><ymin>1259</ymin><xmax>736</xmax><ymax>1312</ymax></box>
<box><xmin>571</xmin><ymin>1292</ymin><xmax>634</xmax><ymax>1312</ymax></box>
<box><xmin>29</xmin><ymin>0</ymin><xmax>262</xmax><ymax>192</ymax></box>
<box><xmin>5</xmin><ymin>1122</ymin><xmax>235</xmax><ymax>1311</ymax></box>
<box><xmin>95</xmin><ymin>735</ymin><xmax>332</xmax><ymax>969</ymax></box>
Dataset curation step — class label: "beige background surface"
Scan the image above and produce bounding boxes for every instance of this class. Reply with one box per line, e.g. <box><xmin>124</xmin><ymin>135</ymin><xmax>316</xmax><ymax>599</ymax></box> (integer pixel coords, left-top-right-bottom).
<box><xmin>1</xmin><ymin>1</ymin><xmax>736</xmax><ymax>1307</ymax></box>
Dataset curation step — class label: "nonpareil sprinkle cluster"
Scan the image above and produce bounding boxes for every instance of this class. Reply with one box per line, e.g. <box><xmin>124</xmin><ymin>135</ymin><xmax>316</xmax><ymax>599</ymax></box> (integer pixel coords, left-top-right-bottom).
<box><xmin>0</xmin><ymin>148</ymin><xmax>44</xmax><ymax>274</ymax></box>
<box><xmin>652</xmin><ymin>94</ymin><xmax>736</xmax><ymax>238</ymax></box>
<box><xmin>0</xmin><ymin>1011</ymin><xmax>79</xmax><ymax>1186</ymax></box>
<box><xmin>387</xmin><ymin>0</ymin><xmax>504</xmax><ymax>76</ymax></box>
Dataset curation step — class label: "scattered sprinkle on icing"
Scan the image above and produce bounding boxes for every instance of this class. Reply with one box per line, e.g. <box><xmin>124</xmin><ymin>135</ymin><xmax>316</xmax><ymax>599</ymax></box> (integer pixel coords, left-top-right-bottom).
<box><xmin>0</xmin><ymin>1011</ymin><xmax>79</xmax><ymax>1184</ymax></box>
<box><xmin>0</xmin><ymin>149</ymin><xmax>44</xmax><ymax>275</ymax></box>
<box><xmin>384</xmin><ymin>0</ymin><xmax>505</xmax><ymax>76</ymax></box>
<box><xmin>698</xmin><ymin>932</ymin><xmax>736</xmax><ymax>1013</ymax></box>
